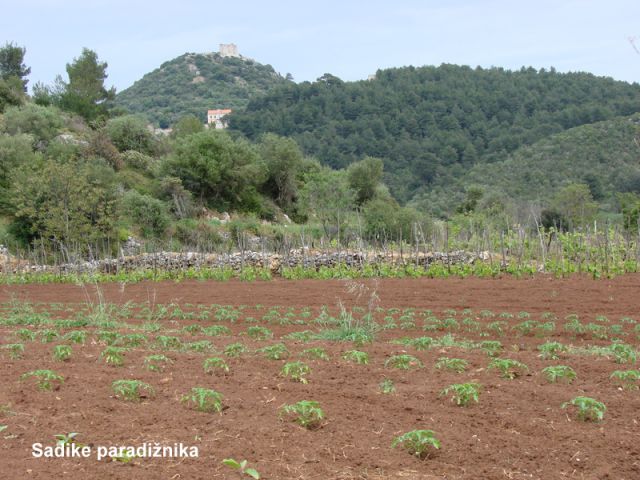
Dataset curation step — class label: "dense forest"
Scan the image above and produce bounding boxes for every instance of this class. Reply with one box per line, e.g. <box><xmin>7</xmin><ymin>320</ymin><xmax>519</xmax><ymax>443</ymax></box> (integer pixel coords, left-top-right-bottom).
<box><xmin>115</xmin><ymin>53</ymin><xmax>289</xmax><ymax>128</ymax></box>
<box><xmin>229</xmin><ymin>65</ymin><xmax>640</xmax><ymax>203</ymax></box>
<box><xmin>2</xmin><ymin>41</ymin><xmax>640</xmax><ymax>259</ymax></box>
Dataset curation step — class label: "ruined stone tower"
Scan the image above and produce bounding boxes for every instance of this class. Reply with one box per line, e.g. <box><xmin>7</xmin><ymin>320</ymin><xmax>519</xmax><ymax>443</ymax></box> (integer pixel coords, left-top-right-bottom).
<box><xmin>219</xmin><ymin>43</ymin><xmax>239</xmax><ymax>58</ymax></box>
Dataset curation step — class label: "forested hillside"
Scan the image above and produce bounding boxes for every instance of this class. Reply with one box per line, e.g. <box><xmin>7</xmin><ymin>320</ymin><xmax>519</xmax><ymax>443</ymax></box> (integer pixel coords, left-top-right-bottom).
<box><xmin>229</xmin><ymin>65</ymin><xmax>640</xmax><ymax>203</ymax></box>
<box><xmin>412</xmin><ymin>114</ymin><xmax>640</xmax><ymax>216</ymax></box>
<box><xmin>116</xmin><ymin>52</ymin><xmax>289</xmax><ymax>127</ymax></box>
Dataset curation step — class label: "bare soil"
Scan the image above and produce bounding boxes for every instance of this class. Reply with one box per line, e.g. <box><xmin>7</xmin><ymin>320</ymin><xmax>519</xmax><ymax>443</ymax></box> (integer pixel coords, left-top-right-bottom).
<box><xmin>1</xmin><ymin>275</ymin><xmax>640</xmax><ymax>480</ymax></box>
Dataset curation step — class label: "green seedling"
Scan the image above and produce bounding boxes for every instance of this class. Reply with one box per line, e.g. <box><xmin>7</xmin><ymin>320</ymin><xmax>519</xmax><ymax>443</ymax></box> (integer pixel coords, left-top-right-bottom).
<box><xmin>224</xmin><ymin>342</ymin><xmax>248</xmax><ymax>357</ymax></box>
<box><xmin>342</xmin><ymin>350</ymin><xmax>369</xmax><ymax>365</ymax></box>
<box><xmin>3</xmin><ymin>343</ymin><xmax>24</xmax><ymax>359</ymax></box>
<box><xmin>203</xmin><ymin>357</ymin><xmax>230</xmax><ymax>375</ymax></box>
<box><xmin>101</xmin><ymin>346</ymin><xmax>127</xmax><ymax>366</ymax></box>
<box><xmin>15</xmin><ymin>328</ymin><xmax>36</xmax><ymax>341</ymax></box>
<box><xmin>222</xmin><ymin>458</ymin><xmax>261</xmax><ymax>479</ymax></box>
<box><xmin>156</xmin><ymin>335</ymin><xmax>182</xmax><ymax>349</ymax></box>
<box><xmin>203</xmin><ymin>325</ymin><xmax>231</xmax><ymax>337</ymax></box>
<box><xmin>379</xmin><ymin>378</ymin><xmax>396</xmax><ymax>394</ymax></box>
<box><xmin>39</xmin><ymin>330</ymin><xmax>59</xmax><ymax>343</ymax></box>
<box><xmin>439</xmin><ymin>383</ymin><xmax>481</xmax><ymax>406</ymax></box>
<box><xmin>538</xmin><ymin>342</ymin><xmax>567</xmax><ymax>360</ymax></box>
<box><xmin>391</xmin><ymin>430</ymin><xmax>440</xmax><ymax>458</ymax></box>
<box><xmin>434</xmin><ymin>357</ymin><xmax>468</xmax><ymax>373</ymax></box>
<box><xmin>280</xmin><ymin>400</ymin><xmax>324</xmax><ymax>429</ymax></box>
<box><xmin>184</xmin><ymin>340</ymin><xmax>213</xmax><ymax>352</ymax></box>
<box><xmin>112</xmin><ymin>380</ymin><xmax>154</xmax><ymax>401</ymax></box>
<box><xmin>55</xmin><ymin>432</ymin><xmax>83</xmax><ymax>447</ymax></box>
<box><xmin>385</xmin><ymin>354</ymin><xmax>423</xmax><ymax>370</ymax></box>
<box><xmin>562</xmin><ymin>396</ymin><xmax>606</xmax><ymax>422</ymax></box>
<box><xmin>301</xmin><ymin>347</ymin><xmax>329</xmax><ymax>361</ymax></box>
<box><xmin>478</xmin><ymin>340</ymin><xmax>502</xmax><ymax>357</ymax></box>
<box><xmin>281</xmin><ymin>361</ymin><xmax>311</xmax><ymax>384</ymax></box>
<box><xmin>97</xmin><ymin>330</ymin><xmax>119</xmax><ymax>345</ymax></box>
<box><xmin>63</xmin><ymin>330</ymin><xmax>86</xmax><ymax>345</ymax></box>
<box><xmin>21</xmin><ymin>370</ymin><xmax>64</xmax><ymax>391</ymax></box>
<box><xmin>257</xmin><ymin>343</ymin><xmax>289</xmax><ymax>360</ymax></box>
<box><xmin>488</xmin><ymin>358</ymin><xmax>528</xmax><ymax>379</ymax></box>
<box><xmin>610</xmin><ymin>370</ymin><xmax>640</xmax><ymax>390</ymax></box>
<box><xmin>608</xmin><ymin>343</ymin><xmax>637</xmax><ymax>364</ymax></box>
<box><xmin>53</xmin><ymin>345</ymin><xmax>72</xmax><ymax>362</ymax></box>
<box><xmin>144</xmin><ymin>354</ymin><xmax>173</xmax><ymax>372</ymax></box>
<box><xmin>542</xmin><ymin>365</ymin><xmax>576</xmax><ymax>384</ymax></box>
<box><xmin>116</xmin><ymin>333</ymin><xmax>147</xmax><ymax>347</ymax></box>
<box><xmin>247</xmin><ymin>326</ymin><xmax>273</xmax><ymax>340</ymax></box>
<box><xmin>181</xmin><ymin>387</ymin><xmax>224</xmax><ymax>413</ymax></box>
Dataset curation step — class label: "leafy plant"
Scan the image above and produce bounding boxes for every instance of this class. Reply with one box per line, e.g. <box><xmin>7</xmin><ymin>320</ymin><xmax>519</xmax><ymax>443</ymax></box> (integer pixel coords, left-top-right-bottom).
<box><xmin>562</xmin><ymin>396</ymin><xmax>606</xmax><ymax>421</ymax></box>
<box><xmin>478</xmin><ymin>340</ymin><xmax>502</xmax><ymax>357</ymax></box>
<box><xmin>112</xmin><ymin>380</ymin><xmax>154</xmax><ymax>401</ymax></box>
<box><xmin>434</xmin><ymin>357</ymin><xmax>468</xmax><ymax>373</ymax></box>
<box><xmin>21</xmin><ymin>370</ymin><xmax>64</xmax><ymax>391</ymax></box>
<box><xmin>181</xmin><ymin>387</ymin><xmax>224</xmax><ymax>413</ymax></box>
<box><xmin>256</xmin><ymin>343</ymin><xmax>289</xmax><ymax>360</ymax></box>
<box><xmin>247</xmin><ymin>326</ymin><xmax>273</xmax><ymax>340</ymax></box>
<box><xmin>488</xmin><ymin>358</ymin><xmax>529</xmax><ymax>379</ymax></box>
<box><xmin>379</xmin><ymin>378</ymin><xmax>396</xmax><ymax>394</ymax></box>
<box><xmin>610</xmin><ymin>370</ymin><xmax>640</xmax><ymax>390</ymax></box>
<box><xmin>222</xmin><ymin>458</ymin><xmax>261</xmax><ymax>479</ymax></box>
<box><xmin>55</xmin><ymin>432</ymin><xmax>83</xmax><ymax>447</ymax></box>
<box><xmin>3</xmin><ymin>343</ymin><xmax>24</xmax><ymax>360</ymax></box>
<box><xmin>63</xmin><ymin>330</ymin><xmax>87</xmax><ymax>345</ymax></box>
<box><xmin>391</xmin><ymin>430</ymin><xmax>440</xmax><ymax>458</ymax></box>
<box><xmin>281</xmin><ymin>361</ymin><xmax>311</xmax><ymax>384</ymax></box>
<box><xmin>439</xmin><ymin>383</ymin><xmax>481</xmax><ymax>406</ymax></box>
<box><xmin>301</xmin><ymin>347</ymin><xmax>329</xmax><ymax>361</ymax></box>
<box><xmin>385</xmin><ymin>354</ymin><xmax>423</xmax><ymax>370</ymax></box>
<box><xmin>342</xmin><ymin>350</ymin><xmax>369</xmax><ymax>365</ymax></box>
<box><xmin>144</xmin><ymin>354</ymin><xmax>173</xmax><ymax>372</ymax></box>
<box><xmin>101</xmin><ymin>346</ymin><xmax>127</xmax><ymax>366</ymax></box>
<box><xmin>537</xmin><ymin>342</ymin><xmax>567</xmax><ymax>360</ymax></box>
<box><xmin>203</xmin><ymin>357</ymin><xmax>230</xmax><ymax>375</ymax></box>
<box><xmin>542</xmin><ymin>365</ymin><xmax>577</xmax><ymax>383</ymax></box>
<box><xmin>15</xmin><ymin>328</ymin><xmax>36</xmax><ymax>341</ymax></box>
<box><xmin>156</xmin><ymin>335</ymin><xmax>182</xmax><ymax>349</ymax></box>
<box><xmin>608</xmin><ymin>343</ymin><xmax>637</xmax><ymax>364</ymax></box>
<box><xmin>224</xmin><ymin>342</ymin><xmax>248</xmax><ymax>357</ymax></box>
<box><xmin>280</xmin><ymin>400</ymin><xmax>324</xmax><ymax>429</ymax></box>
<box><xmin>53</xmin><ymin>345</ymin><xmax>72</xmax><ymax>362</ymax></box>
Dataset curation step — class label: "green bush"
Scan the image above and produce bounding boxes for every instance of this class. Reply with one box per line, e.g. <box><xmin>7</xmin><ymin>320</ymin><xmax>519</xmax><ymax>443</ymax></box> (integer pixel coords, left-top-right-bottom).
<box><xmin>121</xmin><ymin>190</ymin><xmax>170</xmax><ymax>238</ymax></box>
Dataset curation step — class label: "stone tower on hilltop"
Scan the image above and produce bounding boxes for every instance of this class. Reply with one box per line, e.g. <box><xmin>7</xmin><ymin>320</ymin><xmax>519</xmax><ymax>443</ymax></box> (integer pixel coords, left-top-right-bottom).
<box><xmin>219</xmin><ymin>43</ymin><xmax>239</xmax><ymax>58</ymax></box>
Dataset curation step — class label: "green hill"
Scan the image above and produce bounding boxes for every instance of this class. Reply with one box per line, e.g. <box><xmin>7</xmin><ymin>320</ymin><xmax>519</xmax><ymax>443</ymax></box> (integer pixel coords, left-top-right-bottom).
<box><xmin>228</xmin><ymin>65</ymin><xmax>640</xmax><ymax>204</ymax></box>
<box><xmin>115</xmin><ymin>52</ymin><xmax>289</xmax><ymax>127</ymax></box>
<box><xmin>412</xmin><ymin>114</ymin><xmax>640</xmax><ymax>215</ymax></box>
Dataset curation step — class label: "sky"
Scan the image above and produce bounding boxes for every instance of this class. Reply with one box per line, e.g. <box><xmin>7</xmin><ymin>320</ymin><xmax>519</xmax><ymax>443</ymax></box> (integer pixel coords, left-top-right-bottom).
<box><xmin>2</xmin><ymin>0</ymin><xmax>639</xmax><ymax>93</ymax></box>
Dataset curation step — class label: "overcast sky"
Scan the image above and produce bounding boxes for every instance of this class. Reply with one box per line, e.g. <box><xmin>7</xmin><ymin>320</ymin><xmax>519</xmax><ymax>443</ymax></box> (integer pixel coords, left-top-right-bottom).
<box><xmin>3</xmin><ymin>0</ymin><xmax>639</xmax><ymax>93</ymax></box>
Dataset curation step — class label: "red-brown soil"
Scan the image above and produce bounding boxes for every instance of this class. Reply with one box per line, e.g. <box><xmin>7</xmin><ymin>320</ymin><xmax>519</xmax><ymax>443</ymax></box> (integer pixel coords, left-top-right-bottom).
<box><xmin>1</xmin><ymin>275</ymin><xmax>640</xmax><ymax>480</ymax></box>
